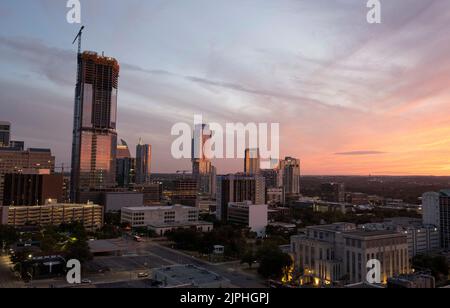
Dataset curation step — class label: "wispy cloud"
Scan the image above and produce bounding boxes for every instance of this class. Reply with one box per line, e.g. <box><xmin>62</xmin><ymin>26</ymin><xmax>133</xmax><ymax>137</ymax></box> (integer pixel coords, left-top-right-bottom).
<box><xmin>335</xmin><ymin>151</ymin><xmax>387</xmax><ymax>156</ymax></box>
<box><xmin>1</xmin><ymin>0</ymin><xmax>450</xmax><ymax>175</ymax></box>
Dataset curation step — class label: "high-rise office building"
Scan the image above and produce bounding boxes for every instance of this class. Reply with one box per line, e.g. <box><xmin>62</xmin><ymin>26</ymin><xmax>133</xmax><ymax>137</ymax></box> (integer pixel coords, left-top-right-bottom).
<box><xmin>135</xmin><ymin>139</ymin><xmax>151</xmax><ymax>185</ymax></box>
<box><xmin>0</xmin><ymin>121</ymin><xmax>11</xmax><ymax>147</ymax></box>
<box><xmin>192</xmin><ymin>124</ymin><xmax>212</xmax><ymax>175</ymax></box>
<box><xmin>279</xmin><ymin>157</ymin><xmax>301</xmax><ymax>196</ymax></box>
<box><xmin>116</xmin><ymin>139</ymin><xmax>135</xmax><ymax>187</ymax></box>
<box><xmin>423</xmin><ymin>190</ymin><xmax>450</xmax><ymax>249</ymax></box>
<box><xmin>192</xmin><ymin>124</ymin><xmax>216</xmax><ymax>196</ymax></box>
<box><xmin>244</xmin><ymin>148</ymin><xmax>260</xmax><ymax>175</ymax></box>
<box><xmin>117</xmin><ymin>139</ymin><xmax>131</xmax><ymax>159</ymax></box>
<box><xmin>216</xmin><ymin>174</ymin><xmax>266</xmax><ymax>221</ymax></box>
<box><xmin>70</xmin><ymin>51</ymin><xmax>120</xmax><ymax>202</ymax></box>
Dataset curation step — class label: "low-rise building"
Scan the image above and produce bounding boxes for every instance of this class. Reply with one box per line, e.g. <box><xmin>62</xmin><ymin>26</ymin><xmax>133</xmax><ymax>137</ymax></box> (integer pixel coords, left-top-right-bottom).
<box><xmin>0</xmin><ymin>203</ymin><xmax>103</xmax><ymax>231</ymax></box>
<box><xmin>121</xmin><ymin>205</ymin><xmax>213</xmax><ymax>236</ymax></box>
<box><xmin>361</xmin><ymin>217</ymin><xmax>440</xmax><ymax>257</ymax></box>
<box><xmin>313</xmin><ymin>201</ymin><xmax>354</xmax><ymax>215</ymax></box>
<box><xmin>152</xmin><ymin>264</ymin><xmax>232</xmax><ymax>288</ymax></box>
<box><xmin>196</xmin><ymin>195</ymin><xmax>216</xmax><ymax>214</ymax></box>
<box><xmin>103</xmin><ymin>191</ymin><xmax>144</xmax><ymax>213</ymax></box>
<box><xmin>227</xmin><ymin>201</ymin><xmax>268</xmax><ymax>237</ymax></box>
<box><xmin>266</xmin><ymin>187</ymin><xmax>285</xmax><ymax>206</ymax></box>
<box><xmin>387</xmin><ymin>273</ymin><xmax>435</xmax><ymax>288</ymax></box>
<box><xmin>291</xmin><ymin>223</ymin><xmax>410</xmax><ymax>286</ymax></box>
<box><xmin>2</xmin><ymin>172</ymin><xmax>64</xmax><ymax>206</ymax></box>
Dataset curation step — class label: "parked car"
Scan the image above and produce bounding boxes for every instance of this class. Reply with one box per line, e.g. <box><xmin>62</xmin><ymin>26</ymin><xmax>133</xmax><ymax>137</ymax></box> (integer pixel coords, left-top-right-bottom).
<box><xmin>138</xmin><ymin>272</ymin><xmax>149</xmax><ymax>278</ymax></box>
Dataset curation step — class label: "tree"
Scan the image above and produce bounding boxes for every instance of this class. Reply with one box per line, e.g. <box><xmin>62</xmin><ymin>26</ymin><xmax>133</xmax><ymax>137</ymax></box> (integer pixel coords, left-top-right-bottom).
<box><xmin>166</xmin><ymin>229</ymin><xmax>201</xmax><ymax>251</ymax></box>
<box><xmin>39</xmin><ymin>226</ymin><xmax>64</xmax><ymax>253</ymax></box>
<box><xmin>0</xmin><ymin>225</ymin><xmax>18</xmax><ymax>247</ymax></box>
<box><xmin>104</xmin><ymin>212</ymin><xmax>122</xmax><ymax>226</ymax></box>
<box><xmin>95</xmin><ymin>224</ymin><xmax>122</xmax><ymax>240</ymax></box>
<box><xmin>241</xmin><ymin>250</ymin><xmax>257</xmax><ymax>268</ymax></box>
<box><xmin>256</xmin><ymin>244</ymin><xmax>293</xmax><ymax>280</ymax></box>
<box><xmin>413</xmin><ymin>254</ymin><xmax>449</xmax><ymax>280</ymax></box>
<box><xmin>64</xmin><ymin>238</ymin><xmax>92</xmax><ymax>263</ymax></box>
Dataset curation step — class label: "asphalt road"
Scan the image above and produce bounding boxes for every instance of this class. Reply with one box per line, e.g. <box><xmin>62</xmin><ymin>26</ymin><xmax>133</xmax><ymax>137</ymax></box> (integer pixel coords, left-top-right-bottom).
<box><xmin>0</xmin><ymin>238</ymin><xmax>266</xmax><ymax>289</ymax></box>
<box><xmin>139</xmin><ymin>242</ymin><xmax>266</xmax><ymax>288</ymax></box>
<box><xmin>0</xmin><ymin>254</ymin><xmax>23</xmax><ymax>288</ymax></box>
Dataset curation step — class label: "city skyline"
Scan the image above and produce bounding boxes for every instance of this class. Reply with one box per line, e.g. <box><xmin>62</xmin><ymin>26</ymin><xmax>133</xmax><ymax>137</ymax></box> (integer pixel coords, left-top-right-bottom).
<box><xmin>1</xmin><ymin>1</ymin><xmax>450</xmax><ymax>176</ymax></box>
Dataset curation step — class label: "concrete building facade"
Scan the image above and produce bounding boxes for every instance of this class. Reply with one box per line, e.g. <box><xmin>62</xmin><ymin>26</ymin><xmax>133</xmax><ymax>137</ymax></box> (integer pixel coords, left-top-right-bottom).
<box><xmin>227</xmin><ymin>201</ymin><xmax>268</xmax><ymax>236</ymax></box>
<box><xmin>121</xmin><ymin>205</ymin><xmax>213</xmax><ymax>236</ymax></box>
<box><xmin>0</xmin><ymin>203</ymin><xmax>103</xmax><ymax>231</ymax></box>
<box><xmin>291</xmin><ymin>223</ymin><xmax>410</xmax><ymax>286</ymax></box>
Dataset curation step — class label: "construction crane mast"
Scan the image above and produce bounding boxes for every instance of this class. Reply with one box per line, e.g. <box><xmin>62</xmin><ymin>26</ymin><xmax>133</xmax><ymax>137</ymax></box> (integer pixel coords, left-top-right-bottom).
<box><xmin>72</xmin><ymin>25</ymin><xmax>85</xmax><ymax>54</ymax></box>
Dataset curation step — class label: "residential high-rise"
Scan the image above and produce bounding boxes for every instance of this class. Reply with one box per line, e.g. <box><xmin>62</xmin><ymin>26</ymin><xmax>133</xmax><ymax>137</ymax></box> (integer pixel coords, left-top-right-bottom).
<box><xmin>423</xmin><ymin>190</ymin><xmax>450</xmax><ymax>249</ymax></box>
<box><xmin>70</xmin><ymin>51</ymin><xmax>120</xmax><ymax>202</ymax></box>
<box><xmin>279</xmin><ymin>157</ymin><xmax>301</xmax><ymax>196</ymax></box>
<box><xmin>135</xmin><ymin>139</ymin><xmax>151</xmax><ymax>185</ymax></box>
<box><xmin>244</xmin><ymin>148</ymin><xmax>260</xmax><ymax>175</ymax></box>
<box><xmin>0</xmin><ymin>121</ymin><xmax>11</xmax><ymax>147</ymax></box>
<box><xmin>216</xmin><ymin>174</ymin><xmax>266</xmax><ymax>221</ymax></box>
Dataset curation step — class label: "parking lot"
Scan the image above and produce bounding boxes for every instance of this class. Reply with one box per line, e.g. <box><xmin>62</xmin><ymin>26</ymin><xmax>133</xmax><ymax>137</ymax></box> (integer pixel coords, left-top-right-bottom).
<box><xmin>87</xmin><ymin>254</ymin><xmax>173</xmax><ymax>273</ymax></box>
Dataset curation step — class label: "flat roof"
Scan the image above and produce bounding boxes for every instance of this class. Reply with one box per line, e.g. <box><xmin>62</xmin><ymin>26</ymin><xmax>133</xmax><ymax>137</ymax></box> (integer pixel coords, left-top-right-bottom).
<box><xmin>306</xmin><ymin>223</ymin><xmax>356</xmax><ymax>232</ymax></box>
<box><xmin>7</xmin><ymin>203</ymin><xmax>101</xmax><ymax>209</ymax></box>
<box><xmin>344</xmin><ymin>230</ymin><xmax>404</xmax><ymax>238</ymax></box>
<box><xmin>153</xmin><ymin>264</ymin><xmax>229</xmax><ymax>287</ymax></box>
<box><xmin>123</xmin><ymin>205</ymin><xmax>197</xmax><ymax>211</ymax></box>
<box><xmin>148</xmin><ymin>221</ymin><xmax>213</xmax><ymax>228</ymax></box>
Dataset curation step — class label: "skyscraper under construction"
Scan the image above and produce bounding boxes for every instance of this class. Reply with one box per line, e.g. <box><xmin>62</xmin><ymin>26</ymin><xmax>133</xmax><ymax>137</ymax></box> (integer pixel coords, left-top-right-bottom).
<box><xmin>70</xmin><ymin>51</ymin><xmax>120</xmax><ymax>202</ymax></box>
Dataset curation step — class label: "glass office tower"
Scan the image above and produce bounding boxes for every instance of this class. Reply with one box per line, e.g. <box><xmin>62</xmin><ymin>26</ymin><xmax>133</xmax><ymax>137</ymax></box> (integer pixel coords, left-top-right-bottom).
<box><xmin>0</xmin><ymin>121</ymin><xmax>11</xmax><ymax>147</ymax></box>
<box><xmin>135</xmin><ymin>139</ymin><xmax>152</xmax><ymax>185</ymax></box>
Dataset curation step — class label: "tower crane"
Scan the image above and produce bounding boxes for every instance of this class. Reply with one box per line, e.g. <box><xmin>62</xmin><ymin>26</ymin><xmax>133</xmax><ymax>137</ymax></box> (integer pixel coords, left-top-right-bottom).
<box><xmin>72</xmin><ymin>25</ymin><xmax>85</xmax><ymax>54</ymax></box>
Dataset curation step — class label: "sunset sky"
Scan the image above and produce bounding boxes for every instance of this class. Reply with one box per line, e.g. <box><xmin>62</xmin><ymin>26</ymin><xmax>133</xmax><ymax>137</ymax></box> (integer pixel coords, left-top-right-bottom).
<box><xmin>1</xmin><ymin>0</ymin><xmax>450</xmax><ymax>175</ymax></box>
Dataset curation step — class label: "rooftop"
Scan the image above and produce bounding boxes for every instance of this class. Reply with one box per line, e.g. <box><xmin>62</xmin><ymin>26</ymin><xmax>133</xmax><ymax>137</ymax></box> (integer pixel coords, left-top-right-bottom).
<box><xmin>440</xmin><ymin>189</ymin><xmax>450</xmax><ymax>197</ymax></box>
<box><xmin>344</xmin><ymin>230</ymin><xmax>404</xmax><ymax>238</ymax></box>
<box><xmin>123</xmin><ymin>205</ymin><xmax>197</xmax><ymax>211</ymax></box>
<box><xmin>153</xmin><ymin>265</ymin><xmax>229</xmax><ymax>287</ymax></box>
<box><xmin>8</xmin><ymin>203</ymin><xmax>101</xmax><ymax>209</ymax></box>
<box><xmin>306</xmin><ymin>223</ymin><xmax>356</xmax><ymax>233</ymax></box>
<box><xmin>148</xmin><ymin>221</ymin><xmax>213</xmax><ymax>228</ymax></box>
